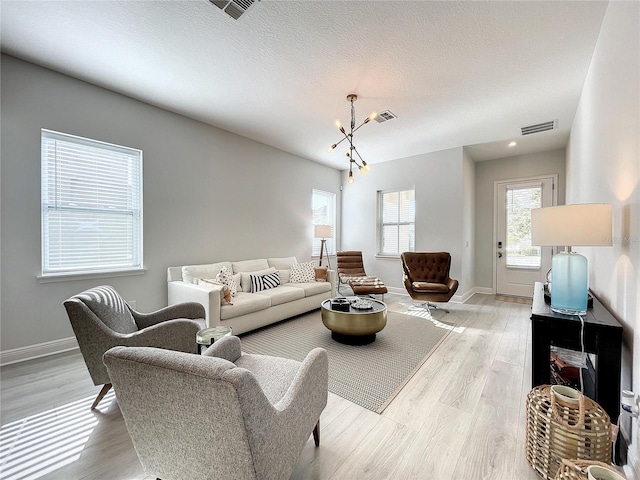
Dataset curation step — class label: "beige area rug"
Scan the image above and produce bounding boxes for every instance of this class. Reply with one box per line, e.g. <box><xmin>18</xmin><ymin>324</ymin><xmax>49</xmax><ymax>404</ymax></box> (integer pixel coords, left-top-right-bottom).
<box><xmin>239</xmin><ymin>309</ymin><xmax>453</xmax><ymax>413</ymax></box>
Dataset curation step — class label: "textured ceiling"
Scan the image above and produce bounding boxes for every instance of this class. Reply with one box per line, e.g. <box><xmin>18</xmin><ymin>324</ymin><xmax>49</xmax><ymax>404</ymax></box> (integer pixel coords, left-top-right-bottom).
<box><xmin>0</xmin><ymin>1</ymin><xmax>609</xmax><ymax>168</ymax></box>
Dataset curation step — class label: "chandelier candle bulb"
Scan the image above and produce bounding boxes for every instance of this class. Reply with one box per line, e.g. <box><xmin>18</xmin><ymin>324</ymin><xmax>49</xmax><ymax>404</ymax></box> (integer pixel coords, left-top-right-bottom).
<box><xmin>327</xmin><ymin>93</ymin><xmax>376</xmax><ymax>184</ymax></box>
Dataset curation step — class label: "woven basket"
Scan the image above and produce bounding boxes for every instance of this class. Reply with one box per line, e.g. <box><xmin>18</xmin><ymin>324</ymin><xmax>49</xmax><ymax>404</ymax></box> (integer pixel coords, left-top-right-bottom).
<box><xmin>525</xmin><ymin>385</ymin><xmax>612</xmax><ymax>480</ymax></box>
<box><xmin>554</xmin><ymin>459</ymin><xmax>626</xmax><ymax>480</ymax></box>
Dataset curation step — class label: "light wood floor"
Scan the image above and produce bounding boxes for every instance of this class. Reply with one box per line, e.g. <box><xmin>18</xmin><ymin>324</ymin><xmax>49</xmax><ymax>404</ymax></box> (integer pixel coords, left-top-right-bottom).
<box><xmin>1</xmin><ymin>293</ymin><xmax>539</xmax><ymax>480</ymax></box>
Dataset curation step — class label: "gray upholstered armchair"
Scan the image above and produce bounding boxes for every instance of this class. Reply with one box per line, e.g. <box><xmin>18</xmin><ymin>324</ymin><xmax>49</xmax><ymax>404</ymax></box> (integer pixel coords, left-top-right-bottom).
<box><xmin>64</xmin><ymin>285</ymin><xmax>205</xmax><ymax>409</ymax></box>
<box><xmin>103</xmin><ymin>335</ymin><xmax>328</xmax><ymax>480</ymax></box>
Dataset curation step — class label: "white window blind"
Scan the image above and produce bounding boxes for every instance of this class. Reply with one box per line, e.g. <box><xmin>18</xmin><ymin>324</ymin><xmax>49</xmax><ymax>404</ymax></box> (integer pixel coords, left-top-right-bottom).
<box><xmin>378</xmin><ymin>189</ymin><xmax>415</xmax><ymax>256</ymax></box>
<box><xmin>505</xmin><ymin>184</ymin><xmax>542</xmax><ymax>268</ymax></box>
<box><xmin>312</xmin><ymin>189</ymin><xmax>336</xmax><ymax>256</ymax></box>
<box><xmin>41</xmin><ymin>130</ymin><xmax>143</xmax><ymax>276</ymax></box>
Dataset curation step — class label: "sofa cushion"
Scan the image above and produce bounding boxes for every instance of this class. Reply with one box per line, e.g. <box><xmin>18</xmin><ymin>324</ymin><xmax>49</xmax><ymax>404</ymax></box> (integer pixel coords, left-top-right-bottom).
<box><xmin>216</xmin><ymin>266</ymin><xmax>238</xmax><ymax>296</ymax></box>
<box><xmin>250</xmin><ymin>271</ymin><xmax>281</xmax><ymax>293</ymax></box>
<box><xmin>412</xmin><ymin>281</ymin><xmax>450</xmax><ymax>293</ymax></box>
<box><xmin>267</xmin><ymin>257</ymin><xmax>297</xmax><ymax>270</ymax></box>
<box><xmin>232</xmin><ymin>259</ymin><xmax>269</xmax><ymax>274</ymax></box>
<box><xmin>286</xmin><ymin>281</ymin><xmax>331</xmax><ymax>297</ymax></box>
<box><xmin>182</xmin><ymin>262</ymin><xmax>233</xmax><ymax>285</ymax></box>
<box><xmin>220</xmin><ymin>292</ymin><xmax>271</xmax><ymax>320</ymax></box>
<box><xmin>240</xmin><ymin>267</ymin><xmax>277</xmax><ymax>293</ymax></box>
<box><xmin>254</xmin><ymin>285</ymin><xmax>305</xmax><ymax>306</ymax></box>
<box><xmin>290</xmin><ymin>261</ymin><xmax>316</xmax><ymax>283</ymax></box>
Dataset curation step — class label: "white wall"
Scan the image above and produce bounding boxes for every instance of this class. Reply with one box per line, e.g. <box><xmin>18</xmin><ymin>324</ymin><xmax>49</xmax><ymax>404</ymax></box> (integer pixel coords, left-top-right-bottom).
<box><xmin>462</xmin><ymin>149</ymin><xmax>476</xmax><ymax>296</ymax></box>
<box><xmin>566</xmin><ymin>2</ymin><xmax>639</xmax><ymax>475</ymax></box>
<box><xmin>473</xmin><ymin>149</ymin><xmax>566</xmax><ymax>290</ymax></box>
<box><xmin>0</xmin><ymin>54</ymin><xmax>341</xmax><ymax>356</ymax></box>
<box><xmin>340</xmin><ymin>147</ymin><xmax>474</xmax><ymax>299</ymax></box>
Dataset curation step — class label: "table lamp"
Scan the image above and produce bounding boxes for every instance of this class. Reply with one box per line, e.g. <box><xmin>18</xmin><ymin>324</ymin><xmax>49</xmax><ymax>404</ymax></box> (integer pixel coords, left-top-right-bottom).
<box><xmin>314</xmin><ymin>225</ymin><xmax>333</xmax><ymax>268</ymax></box>
<box><xmin>531</xmin><ymin>204</ymin><xmax>612</xmax><ymax>315</ymax></box>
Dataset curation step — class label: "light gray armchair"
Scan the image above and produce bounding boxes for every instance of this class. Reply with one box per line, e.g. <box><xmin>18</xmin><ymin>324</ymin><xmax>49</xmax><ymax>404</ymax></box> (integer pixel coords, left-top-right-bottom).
<box><xmin>103</xmin><ymin>335</ymin><xmax>329</xmax><ymax>480</ymax></box>
<box><xmin>64</xmin><ymin>285</ymin><xmax>205</xmax><ymax>409</ymax></box>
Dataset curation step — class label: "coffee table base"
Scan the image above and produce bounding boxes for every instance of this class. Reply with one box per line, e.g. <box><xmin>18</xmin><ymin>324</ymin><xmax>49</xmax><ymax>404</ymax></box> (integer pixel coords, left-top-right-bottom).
<box><xmin>331</xmin><ymin>331</ymin><xmax>376</xmax><ymax>345</ymax></box>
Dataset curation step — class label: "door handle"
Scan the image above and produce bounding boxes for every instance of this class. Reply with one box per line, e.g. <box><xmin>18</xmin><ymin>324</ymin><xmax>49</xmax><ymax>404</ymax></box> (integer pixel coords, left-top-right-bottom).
<box><xmin>497</xmin><ymin>252</ymin><xmax>503</xmax><ymax>258</ymax></box>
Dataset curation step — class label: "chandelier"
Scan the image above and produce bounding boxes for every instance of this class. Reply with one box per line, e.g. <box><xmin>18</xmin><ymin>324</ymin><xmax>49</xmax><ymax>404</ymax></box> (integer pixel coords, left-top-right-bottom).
<box><xmin>326</xmin><ymin>94</ymin><xmax>377</xmax><ymax>184</ymax></box>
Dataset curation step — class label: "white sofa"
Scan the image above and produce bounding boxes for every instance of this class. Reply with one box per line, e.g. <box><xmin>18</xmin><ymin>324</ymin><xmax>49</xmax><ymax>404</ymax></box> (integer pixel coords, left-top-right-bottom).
<box><xmin>167</xmin><ymin>257</ymin><xmax>336</xmax><ymax>335</ymax></box>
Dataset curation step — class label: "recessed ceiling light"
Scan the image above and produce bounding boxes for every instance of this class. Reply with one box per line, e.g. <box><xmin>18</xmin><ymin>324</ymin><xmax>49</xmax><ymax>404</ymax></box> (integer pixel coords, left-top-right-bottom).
<box><xmin>508</xmin><ymin>141</ymin><xmax>517</xmax><ymax>147</ymax></box>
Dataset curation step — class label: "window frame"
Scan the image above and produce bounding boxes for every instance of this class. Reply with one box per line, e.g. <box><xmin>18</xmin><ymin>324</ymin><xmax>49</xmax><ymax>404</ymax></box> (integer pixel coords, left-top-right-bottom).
<box><xmin>312</xmin><ymin>189</ymin><xmax>336</xmax><ymax>257</ymax></box>
<box><xmin>40</xmin><ymin>129</ymin><xmax>144</xmax><ymax>279</ymax></box>
<box><xmin>377</xmin><ymin>187</ymin><xmax>416</xmax><ymax>257</ymax></box>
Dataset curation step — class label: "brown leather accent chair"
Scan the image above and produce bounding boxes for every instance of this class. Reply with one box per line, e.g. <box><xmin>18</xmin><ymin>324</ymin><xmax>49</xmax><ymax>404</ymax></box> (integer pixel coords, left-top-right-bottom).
<box><xmin>336</xmin><ymin>251</ymin><xmax>388</xmax><ymax>298</ymax></box>
<box><xmin>401</xmin><ymin>252</ymin><xmax>459</xmax><ymax>313</ymax></box>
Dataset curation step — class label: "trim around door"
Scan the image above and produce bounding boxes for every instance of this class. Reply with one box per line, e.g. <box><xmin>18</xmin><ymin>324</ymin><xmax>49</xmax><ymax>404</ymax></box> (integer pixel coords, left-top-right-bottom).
<box><xmin>493</xmin><ymin>174</ymin><xmax>558</xmax><ymax>296</ymax></box>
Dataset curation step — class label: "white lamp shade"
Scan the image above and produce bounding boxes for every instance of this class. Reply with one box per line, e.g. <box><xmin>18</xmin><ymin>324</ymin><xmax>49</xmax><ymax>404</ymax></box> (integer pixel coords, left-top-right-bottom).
<box><xmin>314</xmin><ymin>225</ymin><xmax>333</xmax><ymax>239</ymax></box>
<box><xmin>531</xmin><ymin>204</ymin><xmax>612</xmax><ymax>247</ymax></box>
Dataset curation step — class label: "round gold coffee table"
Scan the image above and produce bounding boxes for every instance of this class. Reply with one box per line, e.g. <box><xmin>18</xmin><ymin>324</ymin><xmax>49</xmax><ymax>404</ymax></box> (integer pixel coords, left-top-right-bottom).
<box><xmin>321</xmin><ymin>298</ymin><xmax>387</xmax><ymax>345</ymax></box>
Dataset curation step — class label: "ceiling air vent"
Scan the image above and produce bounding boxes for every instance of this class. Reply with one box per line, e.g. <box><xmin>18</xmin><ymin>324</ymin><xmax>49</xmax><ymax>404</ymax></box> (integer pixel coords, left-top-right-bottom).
<box><xmin>521</xmin><ymin>120</ymin><xmax>557</xmax><ymax>136</ymax></box>
<box><xmin>209</xmin><ymin>0</ymin><xmax>259</xmax><ymax>20</ymax></box>
<box><xmin>375</xmin><ymin>110</ymin><xmax>397</xmax><ymax>123</ymax></box>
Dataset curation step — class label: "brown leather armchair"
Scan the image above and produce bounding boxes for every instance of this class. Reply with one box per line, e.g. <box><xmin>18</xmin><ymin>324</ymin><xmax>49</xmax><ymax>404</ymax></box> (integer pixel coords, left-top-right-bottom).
<box><xmin>401</xmin><ymin>252</ymin><xmax>459</xmax><ymax>313</ymax></box>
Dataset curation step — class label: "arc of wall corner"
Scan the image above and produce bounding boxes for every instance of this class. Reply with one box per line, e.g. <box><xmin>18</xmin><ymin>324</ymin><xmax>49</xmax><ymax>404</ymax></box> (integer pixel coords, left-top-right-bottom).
<box><xmin>0</xmin><ymin>337</ymin><xmax>79</xmax><ymax>366</ymax></box>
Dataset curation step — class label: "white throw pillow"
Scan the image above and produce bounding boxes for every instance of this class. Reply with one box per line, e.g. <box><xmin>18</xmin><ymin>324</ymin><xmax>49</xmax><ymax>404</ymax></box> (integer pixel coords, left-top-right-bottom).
<box><xmin>290</xmin><ymin>261</ymin><xmax>316</xmax><ymax>283</ymax></box>
<box><xmin>215</xmin><ymin>266</ymin><xmax>238</xmax><ymax>296</ymax></box>
<box><xmin>278</xmin><ymin>269</ymin><xmax>291</xmax><ymax>284</ymax></box>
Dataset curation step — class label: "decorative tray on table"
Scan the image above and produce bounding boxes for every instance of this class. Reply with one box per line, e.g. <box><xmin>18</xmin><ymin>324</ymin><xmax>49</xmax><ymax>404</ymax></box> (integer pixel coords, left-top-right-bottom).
<box><xmin>350</xmin><ymin>299</ymin><xmax>373</xmax><ymax>310</ymax></box>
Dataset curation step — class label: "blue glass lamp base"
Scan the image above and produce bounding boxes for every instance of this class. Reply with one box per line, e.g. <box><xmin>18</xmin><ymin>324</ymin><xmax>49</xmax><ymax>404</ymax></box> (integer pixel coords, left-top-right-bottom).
<box><xmin>550</xmin><ymin>251</ymin><xmax>588</xmax><ymax>316</ymax></box>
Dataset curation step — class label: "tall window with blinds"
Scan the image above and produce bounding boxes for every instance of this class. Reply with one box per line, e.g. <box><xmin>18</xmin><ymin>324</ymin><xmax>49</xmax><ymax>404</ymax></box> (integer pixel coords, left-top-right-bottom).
<box><xmin>312</xmin><ymin>189</ymin><xmax>336</xmax><ymax>256</ymax></box>
<box><xmin>378</xmin><ymin>188</ymin><xmax>415</xmax><ymax>256</ymax></box>
<box><xmin>41</xmin><ymin>130</ymin><xmax>143</xmax><ymax>277</ymax></box>
<box><xmin>505</xmin><ymin>185</ymin><xmax>541</xmax><ymax>268</ymax></box>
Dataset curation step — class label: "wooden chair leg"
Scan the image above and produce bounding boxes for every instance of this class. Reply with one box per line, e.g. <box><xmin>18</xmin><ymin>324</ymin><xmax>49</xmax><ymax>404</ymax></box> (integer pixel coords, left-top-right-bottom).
<box><xmin>91</xmin><ymin>383</ymin><xmax>112</xmax><ymax>410</ymax></box>
<box><xmin>313</xmin><ymin>420</ymin><xmax>320</xmax><ymax>447</ymax></box>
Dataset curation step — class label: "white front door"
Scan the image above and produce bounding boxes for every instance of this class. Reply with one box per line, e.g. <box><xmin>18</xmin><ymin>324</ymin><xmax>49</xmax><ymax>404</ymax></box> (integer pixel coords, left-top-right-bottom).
<box><xmin>495</xmin><ymin>176</ymin><xmax>556</xmax><ymax>297</ymax></box>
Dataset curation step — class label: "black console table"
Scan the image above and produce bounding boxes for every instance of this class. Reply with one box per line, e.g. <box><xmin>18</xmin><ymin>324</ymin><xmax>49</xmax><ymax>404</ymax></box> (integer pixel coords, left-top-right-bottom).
<box><xmin>530</xmin><ymin>282</ymin><xmax>623</xmax><ymax>422</ymax></box>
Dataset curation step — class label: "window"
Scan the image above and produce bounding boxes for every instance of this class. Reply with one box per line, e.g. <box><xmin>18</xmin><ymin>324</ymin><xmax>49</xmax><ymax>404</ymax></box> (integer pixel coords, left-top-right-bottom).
<box><xmin>312</xmin><ymin>189</ymin><xmax>336</xmax><ymax>256</ymax></box>
<box><xmin>41</xmin><ymin>130</ymin><xmax>143</xmax><ymax>277</ymax></box>
<box><xmin>378</xmin><ymin>188</ymin><xmax>415</xmax><ymax>256</ymax></box>
<box><xmin>505</xmin><ymin>184</ymin><xmax>542</xmax><ymax>268</ymax></box>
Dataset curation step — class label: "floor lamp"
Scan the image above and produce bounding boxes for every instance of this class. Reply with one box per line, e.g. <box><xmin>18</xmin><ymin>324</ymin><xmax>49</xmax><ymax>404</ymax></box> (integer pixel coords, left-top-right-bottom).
<box><xmin>531</xmin><ymin>204</ymin><xmax>612</xmax><ymax>315</ymax></box>
<box><xmin>314</xmin><ymin>225</ymin><xmax>333</xmax><ymax>269</ymax></box>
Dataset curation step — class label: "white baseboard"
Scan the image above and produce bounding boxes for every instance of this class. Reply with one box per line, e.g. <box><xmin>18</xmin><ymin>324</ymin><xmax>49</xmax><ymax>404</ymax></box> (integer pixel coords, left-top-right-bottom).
<box><xmin>473</xmin><ymin>287</ymin><xmax>494</xmax><ymax>296</ymax></box>
<box><xmin>0</xmin><ymin>337</ymin><xmax>78</xmax><ymax>366</ymax></box>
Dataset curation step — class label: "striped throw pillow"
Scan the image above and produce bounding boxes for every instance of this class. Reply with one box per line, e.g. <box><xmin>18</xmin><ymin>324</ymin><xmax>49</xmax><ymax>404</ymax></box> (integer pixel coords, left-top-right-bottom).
<box><xmin>250</xmin><ymin>271</ymin><xmax>281</xmax><ymax>293</ymax></box>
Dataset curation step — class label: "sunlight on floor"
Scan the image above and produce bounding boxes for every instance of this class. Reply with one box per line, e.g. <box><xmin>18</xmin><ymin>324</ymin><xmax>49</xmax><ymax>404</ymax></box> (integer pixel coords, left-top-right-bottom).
<box><xmin>400</xmin><ymin>302</ymin><xmax>466</xmax><ymax>333</ymax></box>
<box><xmin>0</xmin><ymin>390</ymin><xmax>116</xmax><ymax>480</ymax></box>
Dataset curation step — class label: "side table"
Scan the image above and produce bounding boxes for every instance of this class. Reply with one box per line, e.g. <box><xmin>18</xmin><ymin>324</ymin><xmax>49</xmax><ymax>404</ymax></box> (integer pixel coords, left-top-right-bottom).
<box><xmin>530</xmin><ymin>282</ymin><xmax>622</xmax><ymax>423</ymax></box>
<box><xmin>196</xmin><ymin>326</ymin><xmax>232</xmax><ymax>354</ymax></box>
